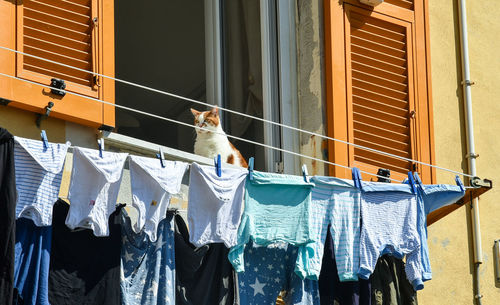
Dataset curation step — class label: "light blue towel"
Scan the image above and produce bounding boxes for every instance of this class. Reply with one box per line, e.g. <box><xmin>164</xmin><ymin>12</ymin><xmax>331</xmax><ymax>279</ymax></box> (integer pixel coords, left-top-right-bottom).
<box><xmin>228</xmin><ymin>171</ymin><xmax>315</xmax><ymax>275</ymax></box>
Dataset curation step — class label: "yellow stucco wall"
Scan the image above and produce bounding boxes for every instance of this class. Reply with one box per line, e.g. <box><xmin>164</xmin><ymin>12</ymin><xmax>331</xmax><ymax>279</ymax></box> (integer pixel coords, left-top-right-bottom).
<box><xmin>421</xmin><ymin>0</ymin><xmax>500</xmax><ymax>304</ymax></box>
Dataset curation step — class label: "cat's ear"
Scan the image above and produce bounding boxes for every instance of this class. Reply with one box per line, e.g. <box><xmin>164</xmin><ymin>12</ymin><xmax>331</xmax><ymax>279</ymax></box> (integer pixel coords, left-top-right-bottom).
<box><xmin>190</xmin><ymin>108</ymin><xmax>201</xmax><ymax>117</ymax></box>
<box><xmin>210</xmin><ymin>107</ymin><xmax>219</xmax><ymax>116</ymax></box>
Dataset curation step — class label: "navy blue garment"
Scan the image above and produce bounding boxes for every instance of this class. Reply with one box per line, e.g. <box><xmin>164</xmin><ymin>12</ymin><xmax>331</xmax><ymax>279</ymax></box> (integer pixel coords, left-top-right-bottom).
<box><xmin>319</xmin><ymin>225</ymin><xmax>371</xmax><ymax>305</ymax></box>
<box><xmin>0</xmin><ymin>128</ymin><xmax>16</xmax><ymax>305</ymax></box>
<box><xmin>13</xmin><ymin>218</ymin><xmax>52</xmax><ymax>305</ymax></box>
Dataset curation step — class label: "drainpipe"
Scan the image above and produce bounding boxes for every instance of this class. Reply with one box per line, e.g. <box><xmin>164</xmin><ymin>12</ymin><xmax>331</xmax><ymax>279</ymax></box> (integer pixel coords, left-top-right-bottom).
<box><xmin>457</xmin><ymin>0</ymin><xmax>483</xmax><ymax>304</ymax></box>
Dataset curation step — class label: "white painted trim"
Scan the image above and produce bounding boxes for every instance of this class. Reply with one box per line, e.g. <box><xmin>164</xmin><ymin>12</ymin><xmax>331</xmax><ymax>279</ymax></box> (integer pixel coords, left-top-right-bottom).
<box><xmin>204</xmin><ymin>0</ymin><xmax>223</xmax><ymax>108</ymax></box>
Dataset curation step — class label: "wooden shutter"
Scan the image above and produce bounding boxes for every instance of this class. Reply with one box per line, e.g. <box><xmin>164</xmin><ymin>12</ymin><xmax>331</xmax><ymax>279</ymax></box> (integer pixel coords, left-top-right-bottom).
<box><xmin>0</xmin><ymin>0</ymin><xmax>115</xmax><ymax>128</ymax></box>
<box><xmin>324</xmin><ymin>0</ymin><xmax>435</xmax><ymax>182</ymax></box>
<box><xmin>345</xmin><ymin>5</ymin><xmax>416</xmax><ymax>177</ymax></box>
<box><xmin>17</xmin><ymin>0</ymin><xmax>98</xmax><ymax>97</ymax></box>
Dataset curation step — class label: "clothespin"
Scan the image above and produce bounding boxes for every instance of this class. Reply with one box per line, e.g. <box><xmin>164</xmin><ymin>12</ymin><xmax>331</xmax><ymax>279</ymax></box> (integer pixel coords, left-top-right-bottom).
<box><xmin>413</xmin><ymin>172</ymin><xmax>423</xmax><ymax>186</ymax></box>
<box><xmin>156</xmin><ymin>147</ymin><xmax>165</xmax><ymax>168</ymax></box>
<box><xmin>407</xmin><ymin>172</ymin><xmax>417</xmax><ymax>193</ymax></box>
<box><xmin>97</xmin><ymin>138</ymin><xmax>104</xmax><ymax>158</ymax></box>
<box><xmin>248</xmin><ymin>157</ymin><xmax>254</xmax><ymax>180</ymax></box>
<box><xmin>302</xmin><ymin>164</ymin><xmax>309</xmax><ymax>183</ymax></box>
<box><xmin>40</xmin><ymin>130</ymin><xmax>48</xmax><ymax>150</ymax></box>
<box><xmin>214</xmin><ymin>154</ymin><xmax>222</xmax><ymax>177</ymax></box>
<box><xmin>352</xmin><ymin>167</ymin><xmax>362</xmax><ymax>188</ymax></box>
<box><xmin>455</xmin><ymin>175</ymin><xmax>465</xmax><ymax>192</ymax></box>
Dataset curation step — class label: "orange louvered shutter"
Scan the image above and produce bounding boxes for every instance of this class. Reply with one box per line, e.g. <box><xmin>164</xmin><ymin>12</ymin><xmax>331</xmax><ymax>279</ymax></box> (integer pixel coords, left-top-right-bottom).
<box><xmin>0</xmin><ymin>0</ymin><xmax>115</xmax><ymax>128</ymax></box>
<box><xmin>345</xmin><ymin>5</ymin><xmax>416</xmax><ymax>177</ymax></box>
<box><xmin>324</xmin><ymin>0</ymin><xmax>435</xmax><ymax>183</ymax></box>
<box><xmin>17</xmin><ymin>0</ymin><xmax>98</xmax><ymax>97</ymax></box>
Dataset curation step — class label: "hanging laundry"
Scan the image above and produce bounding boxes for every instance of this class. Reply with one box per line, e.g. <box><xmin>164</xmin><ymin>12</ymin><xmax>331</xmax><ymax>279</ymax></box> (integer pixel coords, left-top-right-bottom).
<box><xmin>129</xmin><ymin>155</ymin><xmax>188</xmax><ymax>242</ymax></box>
<box><xmin>237</xmin><ymin>241</ymin><xmax>320</xmax><ymax>305</ymax></box>
<box><xmin>187</xmin><ymin>162</ymin><xmax>247</xmax><ymax>247</ymax></box>
<box><xmin>65</xmin><ymin>147</ymin><xmax>128</xmax><ymax>236</ymax></box>
<box><xmin>14</xmin><ymin>136</ymin><xmax>69</xmax><ymax>226</ymax></box>
<box><xmin>174</xmin><ymin>213</ymin><xmax>235</xmax><ymax>305</ymax></box>
<box><xmin>358</xmin><ymin>182</ymin><xmax>423</xmax><ymax>291</ymax></box>
<box><xmin>48</xmin><ymin>199</ymin><xmax>123</xmax><ymax>305</ymax></box>
<box><xmin>370</xmin><ymin>255</ymin><xmax>418</xmax><ymax>305</ymax></box>
<box><xmin>13</xmin><ymin>218</ymin><xmax>52</xmax><ymax>305</ymax></box>
<box><xmin>296</xmin><ymin>176</ymin><xmax>361</xmax><ymax>281</ymax></box>
<box><xmin>0</xmin><ymin>128</ymin><xmax>16</xmax><ymax>305</ymax></box>
<box><xmin>120</xmin><ymin>210</ymin><xmax>175</xmax><ymax>305</ymax></box>
<box><xmin>412</xmin><ymin>174</ymin><xmax>465</xmax><ymax>282</ymax></box>
<box><xmin>319</xmin><ymin>225</ymin><xmax>371</xmax><ymax>305</ymax></box>
<box><xmin>228</xmin><ymin>171</ymin><xmax>315</xmax><ymax>274</ymax></box>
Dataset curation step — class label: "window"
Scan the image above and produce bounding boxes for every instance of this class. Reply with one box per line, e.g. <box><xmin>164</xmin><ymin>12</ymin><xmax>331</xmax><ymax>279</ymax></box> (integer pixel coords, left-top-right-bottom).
<box><xmin>324</xmin><ymin>0</ymin><xmax>435</xmax><ymax>182</ymax></box>
<box><xmin>114</xmin><ymin>0</ymin><xmax>299</xmax><ymax>173</ymax></box>
<box><xmin>0</xmin><ymin>0</ymin><xmax>115</xmax><ymax>127</ymax></box>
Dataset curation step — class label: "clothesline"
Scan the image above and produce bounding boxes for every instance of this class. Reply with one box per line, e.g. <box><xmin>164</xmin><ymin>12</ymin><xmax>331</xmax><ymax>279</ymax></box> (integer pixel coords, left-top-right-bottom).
<box><xmin>0</xmin><ymin>45</ymin><xmax>477</xmax><ymax>181</ymax></box>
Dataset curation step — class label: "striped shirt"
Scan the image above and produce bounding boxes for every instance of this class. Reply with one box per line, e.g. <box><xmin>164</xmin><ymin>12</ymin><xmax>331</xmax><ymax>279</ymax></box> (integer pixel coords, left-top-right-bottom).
<box><xmin>14</xmin><ymin>136</ymin><xmax>69</xmax><ymax>226</ymax></box>
<box><xmin>296</xmin><ymin>176</ymin><xmax>361</xmax><ymax>281</ymax></box>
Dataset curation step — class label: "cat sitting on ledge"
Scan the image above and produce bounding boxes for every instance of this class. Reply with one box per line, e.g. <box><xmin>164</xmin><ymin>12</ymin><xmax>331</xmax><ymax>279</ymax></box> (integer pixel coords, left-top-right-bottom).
<box><xmin>191</xmin><ymin>107</ymin><xmax>248</xmax><ymax>168</ymax></box>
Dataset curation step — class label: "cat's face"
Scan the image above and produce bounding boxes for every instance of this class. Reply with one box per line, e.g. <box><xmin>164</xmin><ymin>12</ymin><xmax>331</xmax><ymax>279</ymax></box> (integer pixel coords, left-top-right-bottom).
<box><xmin>190</xmin><ymin>107</ymin><xmax>220</xmax><ymax>134</ymax></box>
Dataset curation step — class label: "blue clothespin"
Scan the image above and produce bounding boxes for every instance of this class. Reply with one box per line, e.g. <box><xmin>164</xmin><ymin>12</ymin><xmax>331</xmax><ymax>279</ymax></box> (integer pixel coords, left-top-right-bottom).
<box><xmin>455</xmin><ymin>175</ymin><xmax>465</xmax><ymax>192</ymax></box>
<box><xmin>302</xmin><ymin>164</ymin><xmax>309</xmax><ymax>183</ymax></box>
<box><xmin>413</xmin><ymin>172</ymin><xmax>423</xmax><ymax>186</ymax></box>
<box><xmin>97</xmin><ymin>138</ymin><xmax>104</xmax><ymax>158</ymax></box>
<box><xmin>40</xmin><ymin>130</ymin><xmax>48</xmax><ymax>150</ymax></box>
<box><xmin>248</xmin><ymin>157</ymin><xmax>254</xmax><ymax>180</ymax></box>
<box><xmin>214</xmin><ymin>154</ymin><xmax>221</xmax><ymax>177</ymax></box>
<box><xmin>352</xmin><ymin>167</ymin><xmax>362</xmax><ymax>188</ymax></box>
<box><xmin>156</xmin><ymin>147</ymin><xmax>165</xmax><ymax>168</ymax></box>
<box><xmin>407</xmin><ymin>172</ymin><xmax>417</xmax><ymax>193</ymax></box>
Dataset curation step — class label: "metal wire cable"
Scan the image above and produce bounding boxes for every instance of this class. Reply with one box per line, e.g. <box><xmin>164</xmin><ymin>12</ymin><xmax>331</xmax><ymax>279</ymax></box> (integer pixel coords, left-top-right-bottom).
<box><xmin>0</xmin><ymin>45</ymin><xmax>475</xmax><ymax>179</ymax></box>
<box><xmin>0</xmin><ymin>71</ymin><xmax>405</xmax><ymax>182</ymax></box>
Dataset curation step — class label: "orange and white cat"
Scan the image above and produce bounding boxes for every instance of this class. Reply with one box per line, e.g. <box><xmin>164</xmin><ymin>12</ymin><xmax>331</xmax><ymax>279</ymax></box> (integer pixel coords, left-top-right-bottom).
<box><xmin>191</xmin><ymin>107</ymin><xmax>248</xmax><ymax>168</ymax></box>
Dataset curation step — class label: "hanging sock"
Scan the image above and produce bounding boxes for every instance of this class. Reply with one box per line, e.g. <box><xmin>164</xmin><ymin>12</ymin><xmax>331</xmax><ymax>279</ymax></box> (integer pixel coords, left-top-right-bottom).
<box><xmin>187</xmin><ymin>162</ymin><xmax>247</xmax><ymax>248</ymax></box>
<box><xmin>65</xmin><ymin>147</ymin><xmax>128</xmax><ymax>237</ymax></box>
<box><xmin>14</xmin><ymin>136</ymin><xmax>69</xmax><ymax>226</ymax></box>
<box><xmin>129</xmin><ymin>155</ymin><xmax>187</xmax><ymax>242</ymax></box>
<box><xmin>120</xmin><ymin>210</ymin><xmax>176</xmax><ymax>305</ymax></box>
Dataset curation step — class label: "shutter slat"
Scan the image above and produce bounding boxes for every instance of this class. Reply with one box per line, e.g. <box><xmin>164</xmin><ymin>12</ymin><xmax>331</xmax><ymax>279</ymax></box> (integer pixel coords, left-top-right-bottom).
<box><xmin>25</xmin><ymin>26</ymin><xmax>90</xmax><ymax>53</ymax></box>
<box><xmin>24</xmin><ymin>36</ymin><xmax>91</xmax><ymax>62</ymax></box>
<box><xmin>352</xmin><ymin>62</ymin><xmax>407</xmax><ymax>84</ymax></box>
<box><xmin>23</xmin><ymin>64</ymin><xmax>91</xmax><ymax>86</ymax></box>
<box><xmin>385</xmin><ymin>0</ymin><xmax>414</xmax><ymax>11</ymax></box>
<box><xmin>352</xmin><ymin>69</ymin><xmax>407</xmax><ymax>92</ymax></box>
<box><xmin>348</xmin><ymin>9</ymin><xmax>413</xmax><ymax>175</ymax></box>
<box><xmin>25</xmin><ymin>0</ymin><xmax>90</xmax><ymax>25</ymax></box>
<box><xmin>21</xmin><ymin>0</ymin><xmax>94</xmax><ymax>91</ymax></box>
<box><xmin>24</xmin><ymin>17</ymin><xmax>91</xmax><ymax>43</ymax></box>
<box><xmin>354</xmin><ymin>120</ymin><xmax>409</xmax><ymax>143</ymax></box>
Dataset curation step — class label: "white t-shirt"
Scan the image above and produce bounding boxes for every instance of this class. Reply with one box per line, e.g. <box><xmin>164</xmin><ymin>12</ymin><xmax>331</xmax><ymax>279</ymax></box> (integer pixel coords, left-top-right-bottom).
<box><xmin>187</xmin><ymin>162</ymin><xmax>247</xmax><ymax>248</ymax></box>
<box><xmin>66</xmin><ymin>147</ymin><xmax>128</xmax><ymax>236</ymax></box>
<box><xmin>14</xmin><ymin>136</ymin><xmax>69</xmax><ymax>226</ymax></box>
<box><xmin>129</xmin><ymin>155</ymin><xmax>188</xmax><ymax>242</ymax></box>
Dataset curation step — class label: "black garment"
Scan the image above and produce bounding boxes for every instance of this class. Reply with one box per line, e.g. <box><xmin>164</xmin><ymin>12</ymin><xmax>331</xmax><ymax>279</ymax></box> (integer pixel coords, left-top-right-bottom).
<box><xmin>174</xmin><ymin>214</ymin><xmax>235</xmax><ymax>305</ymax></box>
<box><xmin>48</xmin><ymin>200</ymin><xmax>123</xmax><ymax>305</ymax></box>
<box><xmin>371</xmin><ymin>255</ymin><xmax>418</xmax><ymax>305</ymax></box>
<box><xmin>319</xmin><ymin>225</ymin><xmax>371</xmax><ymax>305</ymax></box>
<box><xmin>0</xmin><ymin>128</ymin><xmax>15</xmax><ymax>305</ymax></box>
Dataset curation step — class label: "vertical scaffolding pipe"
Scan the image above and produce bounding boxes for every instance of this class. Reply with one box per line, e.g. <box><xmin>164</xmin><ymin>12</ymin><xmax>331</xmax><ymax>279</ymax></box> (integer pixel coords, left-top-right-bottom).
<box><xmin>457</xmin><ymin>0</ymin><xmax>483</xmax><ymax>303</ymax></box>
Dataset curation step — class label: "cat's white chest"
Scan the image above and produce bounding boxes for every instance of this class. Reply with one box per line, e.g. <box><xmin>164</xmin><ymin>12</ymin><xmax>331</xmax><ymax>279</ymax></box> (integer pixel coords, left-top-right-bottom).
<box><xmin>194</xmin><ymin>134</ymin><xmax>232</xmax><ymax>160</ymax></box>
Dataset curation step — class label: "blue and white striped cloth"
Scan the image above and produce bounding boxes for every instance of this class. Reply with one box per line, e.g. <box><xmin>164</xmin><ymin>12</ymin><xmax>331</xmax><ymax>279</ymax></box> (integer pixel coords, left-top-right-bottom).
<box><xmin>296</xmin><ymin>176</ymin><xmax>361</xmax><ymax>281</ymax></box>
<box><xmin>358</xmin><ymin>181</ymin><xmax>423</xmax><ymax>291</ymax></box>
<box><xmin>14</xmin><ymin>136</ymin><xmax>69</xmax><ymax>226</ymax></box>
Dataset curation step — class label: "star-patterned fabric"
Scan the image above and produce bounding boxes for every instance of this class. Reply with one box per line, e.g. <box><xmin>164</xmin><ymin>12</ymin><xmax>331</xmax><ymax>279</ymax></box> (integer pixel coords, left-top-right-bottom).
<box><xmin>120</xmin><ymin>210</ymin><xmax>175</xmax><ymax>305</ymax></box>
<box><xmin>238</xmin><ymin>242</ymin><xmax>320</xmax><ymax>305</ymax></box>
